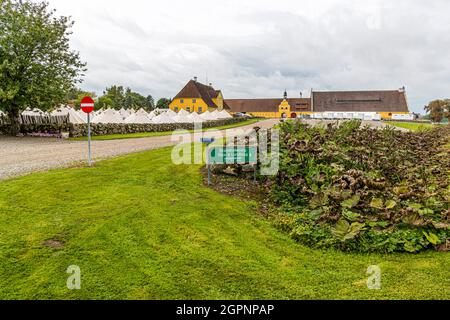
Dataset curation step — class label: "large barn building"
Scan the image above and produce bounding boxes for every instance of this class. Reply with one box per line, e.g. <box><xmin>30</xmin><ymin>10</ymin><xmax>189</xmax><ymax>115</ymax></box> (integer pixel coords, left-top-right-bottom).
<box><xmin>169</xmin><ymin>79</ymin><xmax>410</xmax><ymax>120</ymax></box>
<box><xmin>168</xmin><ymin>78</ymin><xmax>229</xmax><ymax>114</ymax></box>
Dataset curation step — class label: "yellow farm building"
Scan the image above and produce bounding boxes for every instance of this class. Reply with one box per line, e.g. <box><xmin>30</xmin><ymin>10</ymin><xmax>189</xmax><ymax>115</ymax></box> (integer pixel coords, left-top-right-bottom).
<box><xmin>169</xmin><ymin>79</ymin><xmax>410</xmax><ymax>120</ymax></box>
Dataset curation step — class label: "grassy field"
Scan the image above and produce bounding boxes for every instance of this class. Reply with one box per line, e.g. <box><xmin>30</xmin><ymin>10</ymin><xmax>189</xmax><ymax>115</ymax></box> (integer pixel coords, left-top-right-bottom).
<box><xmin>0</xmin><ymin>146</ymin><xmax>449</xmax><ymax>300</ymax></box>
<box><xmin>385</xmin><ymin>121</ymin><xmax>435</xmax><ymax>131</ymax></box>
<box><xmin>69</xmin><ymin>118</ymin><xmax>261</xmax><ymax>141</ymax></box>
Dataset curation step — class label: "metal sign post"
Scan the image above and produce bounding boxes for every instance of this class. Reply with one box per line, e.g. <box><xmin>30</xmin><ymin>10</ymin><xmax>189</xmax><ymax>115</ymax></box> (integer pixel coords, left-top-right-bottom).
<box><xmin>201</xmin><ymin>137</ymin><xmax>215</xmax><ymax>186</ymax></box>
<box><xmin>87</xmin><ymin>112</ymin><xmax>92</xmax><ymax>167</ymax></box>
<box><xmin>207</xmin><ymin>148</ymin><xmax>212</xmax><ymax>186</ymax></box>
<box><xmin>80</xmin><ymin>96</ymin><xmax>95</xmax><ymax>167</ymax></box>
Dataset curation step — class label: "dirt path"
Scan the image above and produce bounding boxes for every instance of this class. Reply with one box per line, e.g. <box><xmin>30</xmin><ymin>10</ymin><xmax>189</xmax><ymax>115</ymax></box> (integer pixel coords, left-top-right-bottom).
<box><xmin>0</xmin><ymin>119</ymin><xmax>278</xmax><ymax>180</ymax></box>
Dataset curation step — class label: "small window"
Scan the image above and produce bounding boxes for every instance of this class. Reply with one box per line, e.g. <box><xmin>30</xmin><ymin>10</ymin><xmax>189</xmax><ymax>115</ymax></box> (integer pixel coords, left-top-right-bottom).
<box><xmin>192</xmin><ymin>99</ymin><xmax>196</xmax><ymax>103</ymax></box>
<box><xmin>198</xmin><ymin>107</ymin><xmax>202</xmax><ymax>113</ymax></box>
<box><xmin>186</xmin><ymin>107</ymin><xmax>191</xmax><ymax>112</ymax></box>
<box><xmin>180</xmin><ymin>99</ymin><xmax>184</xmax><ymax>103</ymax></box>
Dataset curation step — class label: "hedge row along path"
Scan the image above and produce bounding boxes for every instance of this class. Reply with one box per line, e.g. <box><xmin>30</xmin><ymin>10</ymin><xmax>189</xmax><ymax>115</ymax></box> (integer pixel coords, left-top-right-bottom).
<box><xmin>0</xmin><ymin>119</ymin><xmax>278</xmax><ymax>180</ymax></box>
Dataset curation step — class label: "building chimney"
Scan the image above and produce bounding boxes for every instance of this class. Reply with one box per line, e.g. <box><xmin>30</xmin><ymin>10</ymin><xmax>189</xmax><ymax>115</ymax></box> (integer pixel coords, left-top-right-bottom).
<box><xmin>209</xmin><ymin>83</ymin><xmax>212</xmax><ymax>87</ymax></box>
<box><xmin>399</xmin><ymin>86</ymin><xmax>406</xmax><ymax>92</ymax></box>
<box><xmin>300</xmin><ymin>92</ymin><xmax>303</xmax><ymax>98</ymax></box>
<box><xmin>193</xmin><ymin>76</ymin><xmax>198</xmax><ymax>82</ymax></box>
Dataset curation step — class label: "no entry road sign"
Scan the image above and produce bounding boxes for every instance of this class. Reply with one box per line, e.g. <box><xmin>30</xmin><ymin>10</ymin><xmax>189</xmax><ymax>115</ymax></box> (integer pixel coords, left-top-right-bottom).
<box><xmin>80</xmin><ymin>96</ymin><xmax>95</xmax><ymax>114</ymax></box>
<box><xmin>80</xmin><ymin>96</ymin><xmax>94</xmax><ymax>166</ymax></box>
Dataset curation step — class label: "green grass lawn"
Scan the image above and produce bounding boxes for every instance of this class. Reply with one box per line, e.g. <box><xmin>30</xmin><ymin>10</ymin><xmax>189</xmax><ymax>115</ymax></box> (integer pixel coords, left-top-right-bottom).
<box><xmin>385</xmin><ymin>121</ymin><xmax>435</xmax><ymax>131</ymax></box>
<box><xmin>0</xmin><ymin>146</ymin><xmax>449</xmax><ymax>300</ymax></box>
<box><xmin>69</xmin><ymin>119</ymin><xmax>261</xmax><ymax>141</ymax></box>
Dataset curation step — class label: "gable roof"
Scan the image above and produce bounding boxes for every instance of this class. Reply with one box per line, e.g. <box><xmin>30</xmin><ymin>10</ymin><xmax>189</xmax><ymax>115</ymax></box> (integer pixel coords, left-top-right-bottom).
<box><xmin>173</xmin><ymin>80</ymin><xmax>219</xmax><ymax>108</ymax></box>
<box><xmin>312</xmin><ymin>90</ymin><xmax>409</xmax><ymax>112</ymax></box>
<box><xmin>224</xmin><ymin>98</ymin><xmax>310</xmax><ymax>113</ymax></box>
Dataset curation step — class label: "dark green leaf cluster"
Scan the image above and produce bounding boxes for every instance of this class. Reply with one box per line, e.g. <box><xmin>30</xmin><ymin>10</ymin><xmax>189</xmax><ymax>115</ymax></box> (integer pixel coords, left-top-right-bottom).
<box><xmin>271</xmin><ymin>121</ymin><xmax>450</xmax><ymax>253</ymax></box>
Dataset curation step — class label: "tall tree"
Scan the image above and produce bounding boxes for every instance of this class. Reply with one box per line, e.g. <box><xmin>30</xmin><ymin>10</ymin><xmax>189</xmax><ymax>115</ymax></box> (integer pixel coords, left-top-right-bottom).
<box><xmin>66</xmin><ymin>88</ymin><xmax>96</xmax><ymax>108</ymax></box>
<box><xmin>97</xmin><ymin>85</ymin><xmax>155</xmax><ymax>110</ymax></box>
<box><xmin>146</xmin><ymin>95</ymin><xmax>155</xmax><ymax>110</ymax></box>
<box><xmin>424</xmin><ymin>99</ymin><xmax>449</xmax><ymax>123</ymax></box>
<box><xmin>156</xmin><ymin>98</ymin><xmax>171</xmax><ymax>109</ymax></box>
<box><xmin>0</xmin><ymin>0</ymin><xmax>86</xmax><ymax>134</ymax></box>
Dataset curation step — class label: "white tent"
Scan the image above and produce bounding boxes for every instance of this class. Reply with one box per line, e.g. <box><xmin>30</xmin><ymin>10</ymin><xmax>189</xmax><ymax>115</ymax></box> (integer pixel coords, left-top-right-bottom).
<box><xmin>50</xmin><ymin>106</ymin><xmax>69</xmax><ymax>116</ymax></box>
<box><xmin>147</xmin><ymin>111</ymin><xmax>156</xmax><ymax>119</ymax></box>
<box><xmin>77</xmin><ymin>110</ymin><xmax>88</xmax><ymax>122</ymax></box>
<box><xmin>135</xmin><ymin>108</ymin><xmax>149</xmax><ymax>117</ymax></box>
<box><xmin>92</xmin><ymin>108</ymin><xmax>123</xmax><ymax>124</ymax></box>
<box><xmin>172</xmin><ymin>113</ymin><xmax>191</xmax><ymax>123</ymax></box>
<box><xmin>217</xmin><ymin>110</ymin><xmax>233</xmax><ymax>119</ymax></box>
<box><xmin>31</xmin><ymin>108</ymin><xmax>45</xmax><ymax>116</ymax></box>
<box><xmin>119</xmin><ymin>107</ymin><xmax>131</xmax><ymax>119</ymax></box>
<box><xmin>177</xmin><ymin>109</ymin><xmax>190</xmax><ymax>116</ymax></box>
<box><xmin>152</xmin><ymin>113</ymin><xmax>175</xmax><ymax>124</ymax></box>
<box><xmin>49</xmin><ymin>106</ymin><xmax>86</xmax><ymax>124</ymax></box>
<box><xmin>200</xmin><ymin>110</ymin><xmax>217</xmax><ymax>121</ymax></box>
<box><xmin>165</xmin><ymin>109</ymin><xmax>177</xmax><ymax>116</ymax></box>
<box><xmin>187</xmin><ymin>111</ymin><xmax>203</xmax><ymax>123</ymax></box>
<box><xmin>67</xmin><ymin>108</ymin><xmax>86</xmax><ymax>124</ymax></box>
<box><xmin>124</xmin><ymin>113</ymin><xmax>153</xmax><ymax>124</ymax></box>
<box><xmin>22</xmin><ymin>107</ymin><xmax>34</xmax><ymax>116</ymax></box>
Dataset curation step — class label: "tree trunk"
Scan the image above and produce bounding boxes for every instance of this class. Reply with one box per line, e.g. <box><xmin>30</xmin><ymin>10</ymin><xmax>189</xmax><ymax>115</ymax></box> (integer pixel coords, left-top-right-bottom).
<box><xmin>7</xmin><ymin>108</ymin><xmax>21</xmax><ymax>136</ymax></box>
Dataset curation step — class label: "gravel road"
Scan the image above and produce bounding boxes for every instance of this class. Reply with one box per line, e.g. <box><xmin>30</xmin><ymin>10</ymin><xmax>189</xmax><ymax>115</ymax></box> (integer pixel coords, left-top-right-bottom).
<box><xmin>0</xmin><ymin>119</ymin><xmax>278</xmax><ymax>180</ymax></box>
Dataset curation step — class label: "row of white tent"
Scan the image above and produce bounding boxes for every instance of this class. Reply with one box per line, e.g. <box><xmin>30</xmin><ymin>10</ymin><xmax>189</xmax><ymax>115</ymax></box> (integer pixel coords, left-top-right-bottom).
<box><xmin>21</xmin><ymin>106</ymin><xmax>233</xmax><ymax>124</ymax></box>
<box><xmin>309</xmin><ymin>112</ymin><xmax>382</xmax><ymax>121</ymax></box>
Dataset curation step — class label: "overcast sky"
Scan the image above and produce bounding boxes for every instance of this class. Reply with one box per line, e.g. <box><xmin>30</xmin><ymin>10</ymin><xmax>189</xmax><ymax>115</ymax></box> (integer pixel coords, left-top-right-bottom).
<box><xmin>47</xmin><ymin>0</ymin><xmax>450</xmax><ymax>113</ymax></box>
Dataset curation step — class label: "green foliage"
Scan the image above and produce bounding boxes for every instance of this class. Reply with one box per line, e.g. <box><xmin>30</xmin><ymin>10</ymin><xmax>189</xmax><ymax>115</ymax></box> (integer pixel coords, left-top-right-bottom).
<box><xmin>66</xmin><ymin>87</ymin><xmax>96</xmax><ymax>107</ymax></box>
<box><xmin>331</xmin><ymin>220</ymin><xmax>365</xmax><ymax>242</ymax></box>
<box><xmin>0</xmin><ymin>0</ymin><xmax>86</xmax><ymax>134</ymax></box>
<box><xmin>156</xmin><ymin>97</ymin><xmax>171</xmax><ymax>109</ymax></box>
<box><xmin>424</xmin><ymin>99</ymin><xmax>450</xmax><ymax>123</ymax></box>
<box><xmin>270</xmin><ymin>120</ymin><xmax>450</xmax><ymax>253</ymax></box>
<box><xmin>95</xmin><ymin>85</ymin><xmax>155</xmax><ymax>110</ymax></box>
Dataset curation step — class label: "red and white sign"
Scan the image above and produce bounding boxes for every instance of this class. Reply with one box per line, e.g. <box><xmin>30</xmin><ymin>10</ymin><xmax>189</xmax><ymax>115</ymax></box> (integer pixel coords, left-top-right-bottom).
<box><xmin>80</xmin><ymin>96</ymin><xmax>95</xmax><ymax>114</ymax></box>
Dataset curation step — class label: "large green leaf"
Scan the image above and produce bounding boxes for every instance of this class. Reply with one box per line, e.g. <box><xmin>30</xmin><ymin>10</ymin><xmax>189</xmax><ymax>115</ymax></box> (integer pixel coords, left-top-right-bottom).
<box><xmin>331</xmin><ymin>219</ymin><xmax>365</xmax><ymax>241</ymax></box>
<box><xmin>370</xmin><ymin>198</ymin><xmax>384</xmax><ymax>209</ymax></box>
<box><xmin>342</xmin><ymin>209</ymin><xmax>361</xmax><ymax>222</ymax></box>
<box><xmin>341</xmin><ymin>195</ymin><xmax>360</xmax><ymax>209</ymax></box>
<box><xmin>385</xmin><ymin>200</ymin><xmax>397</xmax><ymax>209</ymax></box>
<box><xmin>423</xmin><ymin>231</ymin><xmax>440</xmax><ymax>245</ymax></box>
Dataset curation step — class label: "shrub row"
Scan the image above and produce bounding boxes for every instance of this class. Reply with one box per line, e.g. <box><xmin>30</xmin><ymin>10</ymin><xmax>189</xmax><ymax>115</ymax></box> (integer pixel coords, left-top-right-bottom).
<box><xmin>269</xmin><ymin>120</ymin><xmax>450</xmax><ymax>253</ymax></box>
<box><xmin>0</xmin><ymin>118</ymin><xmax>247</xmax><ymax>138</ymax></box>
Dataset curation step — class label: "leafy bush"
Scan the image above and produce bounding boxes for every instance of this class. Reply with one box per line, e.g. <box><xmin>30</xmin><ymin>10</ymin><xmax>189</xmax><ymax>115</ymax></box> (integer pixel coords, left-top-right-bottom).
<box><xmin>269</xmin><ymin>120</ymin><xmax>450</xmax><ymax>253</ymax></box>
